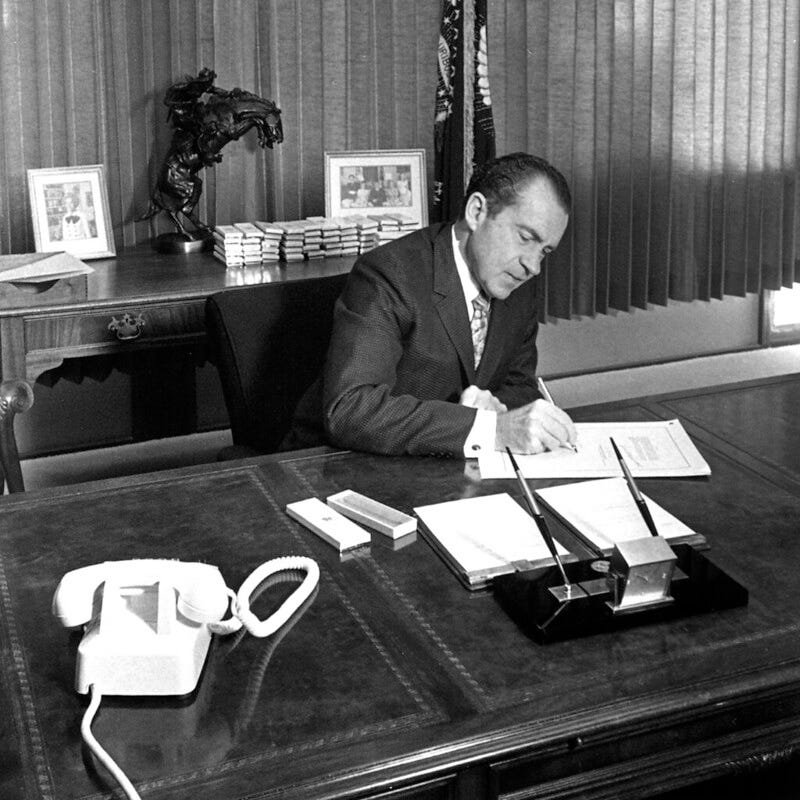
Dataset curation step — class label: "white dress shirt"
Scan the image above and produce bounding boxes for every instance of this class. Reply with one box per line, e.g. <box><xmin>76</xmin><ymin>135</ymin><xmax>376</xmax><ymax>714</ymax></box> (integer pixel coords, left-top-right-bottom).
<box><xmin>451</xmin><ymin>227</ymin><xmax>497</xmax><ymax>458</ymax></box>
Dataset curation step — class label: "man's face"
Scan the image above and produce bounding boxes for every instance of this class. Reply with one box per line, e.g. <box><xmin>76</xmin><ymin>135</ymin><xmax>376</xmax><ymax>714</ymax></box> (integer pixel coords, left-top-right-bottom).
<box><xmin>464</xmin><ymin>177</ymin><xmax>569</xmax><ymax>300</ymax></box>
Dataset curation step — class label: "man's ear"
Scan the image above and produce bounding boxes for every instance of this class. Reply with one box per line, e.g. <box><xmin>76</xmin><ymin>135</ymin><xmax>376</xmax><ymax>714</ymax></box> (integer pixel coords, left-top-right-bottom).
<box><xmin>463</xmin><ymin>191</ymin><xmax>488</xmax><ymax>231</ymax></box>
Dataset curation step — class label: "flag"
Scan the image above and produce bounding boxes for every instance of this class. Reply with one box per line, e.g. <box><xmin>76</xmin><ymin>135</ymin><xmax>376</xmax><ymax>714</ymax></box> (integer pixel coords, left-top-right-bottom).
<box><xmin>432</xmin><ymin>0</ymin><xmax>496</xmax><ymax>223</ymax></box>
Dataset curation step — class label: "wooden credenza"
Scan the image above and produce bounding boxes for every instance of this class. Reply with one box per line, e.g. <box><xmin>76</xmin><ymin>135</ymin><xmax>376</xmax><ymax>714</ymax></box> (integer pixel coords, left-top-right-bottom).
<box><xmin>0</xmin><ymin>246</ymin><xmax>355</xmax><ymax>384</ymax></box>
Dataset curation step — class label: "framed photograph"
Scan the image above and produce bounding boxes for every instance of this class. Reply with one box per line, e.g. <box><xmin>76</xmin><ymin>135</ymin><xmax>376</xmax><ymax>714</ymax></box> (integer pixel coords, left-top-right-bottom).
<box><xmin>760</xmin><ymin>283</ymin><xmax>800</xmax><ymax>346</ymax></box>
<box><xmin>27</xmin><ymin>164</ymin><xmax>115</xmax><ymax>259</ymax></box>
<box><xmin>324</xmin><ymin>149</ymin><xmax>428</xmax><ymax>227</ymax></box>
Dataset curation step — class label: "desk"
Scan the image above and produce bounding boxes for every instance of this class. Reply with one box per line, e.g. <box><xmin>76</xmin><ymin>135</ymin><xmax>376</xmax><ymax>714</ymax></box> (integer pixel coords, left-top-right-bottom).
<box><xmin>2</xmin><ymin>377</ymin><xmax>800</xmax><ymax>800</ymax></box>
<box><xmin>0</xmin><ymin>247</ymin><xmax>355</xmax><ymax>480</ymax></box>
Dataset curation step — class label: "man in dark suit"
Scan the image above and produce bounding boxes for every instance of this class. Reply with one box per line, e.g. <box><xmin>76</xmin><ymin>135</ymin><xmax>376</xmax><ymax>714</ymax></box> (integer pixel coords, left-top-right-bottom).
<box><xmin>285</xmin><ymin>152</ymin><xmax>576</xmax><ymax>458</ymax></box>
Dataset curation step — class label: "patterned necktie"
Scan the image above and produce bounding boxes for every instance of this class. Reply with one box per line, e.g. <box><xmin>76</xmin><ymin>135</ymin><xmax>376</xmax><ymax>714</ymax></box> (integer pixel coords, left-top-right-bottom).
<box><xmin>470</xmin><ymin>294</ymin><xmax>490</xmax><ymax>369</ymax></box>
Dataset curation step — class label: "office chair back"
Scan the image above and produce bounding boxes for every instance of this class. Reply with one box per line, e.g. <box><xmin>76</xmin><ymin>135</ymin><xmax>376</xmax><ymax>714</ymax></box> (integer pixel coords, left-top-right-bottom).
<box><xmin>205</xmin><ymin>272</ymin><xmax>348</xmax><ymax>455</ymax></box>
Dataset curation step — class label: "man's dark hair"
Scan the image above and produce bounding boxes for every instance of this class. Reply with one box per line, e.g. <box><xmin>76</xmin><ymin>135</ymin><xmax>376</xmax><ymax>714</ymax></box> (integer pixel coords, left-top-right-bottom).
<box><xmin>462</xmin><ymin>152</ymin><xmax>572</xmax><ymax>217</ymax></box>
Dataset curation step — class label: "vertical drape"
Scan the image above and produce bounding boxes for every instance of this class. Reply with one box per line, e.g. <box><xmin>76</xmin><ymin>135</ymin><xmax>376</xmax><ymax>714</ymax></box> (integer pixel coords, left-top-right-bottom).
<box><xmin>491</xmin><ymin>0</ymin><xmax>800</xmax><ymax>319</ymax></box>
<box><xmin>1</xmin><ymin>0</ymin><xmax>798</xmax><ymax>320</ymax></box>
<box><xmin>0</xmin><ymin>0</ymin><xmax>439</xmax><ymax>252</ymax></box>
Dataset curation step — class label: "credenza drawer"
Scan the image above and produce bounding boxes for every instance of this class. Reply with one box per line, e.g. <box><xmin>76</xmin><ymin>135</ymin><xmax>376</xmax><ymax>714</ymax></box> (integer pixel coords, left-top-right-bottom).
<box><xmin>20</xmin><ymin>300</ymin><xmax>207</xmax><ymax>380</ymax></box>
<box><xmin>24</xmin><ymin>301</ymin><xmax>205</xmax><ymax>349</ymax></box>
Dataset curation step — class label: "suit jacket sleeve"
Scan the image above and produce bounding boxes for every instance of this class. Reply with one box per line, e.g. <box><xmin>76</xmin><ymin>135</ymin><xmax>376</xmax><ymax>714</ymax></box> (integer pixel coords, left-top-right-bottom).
<box><xmin>322</xmin><ymin>244</ymin><xmax>478</xmax><ymax>457</ymax></box>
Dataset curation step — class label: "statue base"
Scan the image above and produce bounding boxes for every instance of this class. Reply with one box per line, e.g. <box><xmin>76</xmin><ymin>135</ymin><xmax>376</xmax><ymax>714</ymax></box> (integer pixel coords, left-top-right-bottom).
<box><xmin>154</xmin><ymin>232</ymin><xmax>214</xmax><ymax>255</ymax></box>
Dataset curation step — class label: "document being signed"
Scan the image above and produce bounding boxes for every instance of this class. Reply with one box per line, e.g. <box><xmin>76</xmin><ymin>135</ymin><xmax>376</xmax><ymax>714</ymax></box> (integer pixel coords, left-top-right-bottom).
<box><xmin>478</xmin><ymin>419</ymin><xmax>710</xmax><ymax>480</ymax></box>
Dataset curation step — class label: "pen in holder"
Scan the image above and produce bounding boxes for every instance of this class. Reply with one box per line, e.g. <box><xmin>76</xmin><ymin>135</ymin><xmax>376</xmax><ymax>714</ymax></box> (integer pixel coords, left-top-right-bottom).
<box><xmin>495</xmin><ymin>444</ymin><xmax>748</xmax><ymax>643</ymax></box>
<box><xmin>494</xmin><ymin>543</ymin><xmax>748</xmax><ymax>644</ymax></box>
<box><xmin>602</xmin><ymin>437</ymin><xmax>677</xmax><ymax>613</ymax></box>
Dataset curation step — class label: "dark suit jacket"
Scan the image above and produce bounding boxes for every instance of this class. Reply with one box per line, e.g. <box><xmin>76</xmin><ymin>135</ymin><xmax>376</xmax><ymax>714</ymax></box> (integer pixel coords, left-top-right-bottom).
<box><xmin>284</xmin><ymin>222</ymin><xmax>542</xmax><ymax>457</ymax></box>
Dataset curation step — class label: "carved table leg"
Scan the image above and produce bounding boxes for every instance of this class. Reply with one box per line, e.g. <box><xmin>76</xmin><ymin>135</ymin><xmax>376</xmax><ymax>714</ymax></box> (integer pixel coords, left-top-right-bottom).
<box><xmin>0</xmin><ymin>380</ymin><xmax>35</xmax><ymax>494</ymax></box>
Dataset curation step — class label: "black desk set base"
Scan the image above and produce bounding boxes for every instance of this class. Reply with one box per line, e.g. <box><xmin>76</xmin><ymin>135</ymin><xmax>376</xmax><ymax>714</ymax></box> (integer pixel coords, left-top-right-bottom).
<box><xmin>494</xmin><ymin>544</ymin><xmax>748</xmax><ymax>644</ymax></box>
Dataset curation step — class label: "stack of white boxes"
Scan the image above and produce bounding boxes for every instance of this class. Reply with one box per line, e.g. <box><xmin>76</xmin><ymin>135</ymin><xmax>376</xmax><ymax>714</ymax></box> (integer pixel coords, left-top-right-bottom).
<box><xmin>213</xmin><ymin>225</ymin><xmax>244</xmax><ymax>266</ymax></box>
<box><xmin>369</xmin><ymin>214</ymin><xmax>402</xmax><ymax>244</ymax></box>
<box><xmin>302</xmin><ymin>219</ymin><xmax>325</xmax><ymax>259</ymax></box>
<box><xmin>347</xmin><ymin>216</ymin><xmax>379</xmax><ymax>253</ymax></box>
<box><xmin>231</xmin><ymin>222</ymin><xmax>268</xmax><ymax>265</ymax></box>
<box><xmin>254</xmin><ymin>221</ymin><xmax>284</xmax><ymax>261</ymax></box>
<box><xmin>313</xmin><ymin>218</ymin><xmax>342</xmax><ymax>257</ymax></box>
<box><xmin>275</xmin><ymin>221</ymin><xmax>307</xmax><ymax>262</ymax></box>
<box><xmin>213</xmin><ymin>211</ymin><xmax>420</xmax><ymax>266</ymax></box>
<box><xmin>335</xmin><ymin>218</ymin><xmax>360</xmax><ymax>256</ymax></box>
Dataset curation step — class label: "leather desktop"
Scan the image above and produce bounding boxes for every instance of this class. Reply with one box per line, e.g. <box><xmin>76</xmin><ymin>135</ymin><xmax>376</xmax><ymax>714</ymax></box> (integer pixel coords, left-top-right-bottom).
<box><xmin>2</xmin><ymin>375</ymin><xmax>800</xmax><ymax>799</ymax></box>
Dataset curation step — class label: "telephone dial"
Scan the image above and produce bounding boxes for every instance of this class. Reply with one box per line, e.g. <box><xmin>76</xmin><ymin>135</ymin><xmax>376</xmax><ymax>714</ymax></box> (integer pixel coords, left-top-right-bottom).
<box><xmin>52</xmin><ymin>556</ymin><xmax>319</xmax><ymax>696</ymax></box>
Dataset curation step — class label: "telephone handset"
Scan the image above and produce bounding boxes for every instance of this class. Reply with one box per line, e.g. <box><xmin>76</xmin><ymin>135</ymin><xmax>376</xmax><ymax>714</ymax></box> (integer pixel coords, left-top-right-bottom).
<box><xmin>52</xmin><ymin>556</ymin><xmax>319</xmax><ymax>696</ymax></box>
<box><xmin>53</xmin><ymin>559</ymin><xmax>230</xmax><ymax>628</ymax></box>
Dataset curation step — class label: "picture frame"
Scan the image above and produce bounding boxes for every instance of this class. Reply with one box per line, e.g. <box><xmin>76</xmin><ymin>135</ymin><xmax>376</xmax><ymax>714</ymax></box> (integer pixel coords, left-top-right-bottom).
<box><xmin>27</xmin><ymin>164</ymin><xmax>116</xmax><ymax>259</ymax></box>
<box><xmin>324</xmin><ymin>149</ymin><xmax>428</xmax><ymax>227</ymax></box>
<box><xmin>759</xmin><ymin>283</ymin><xmax>800</xmax><ymax>346</ymax></box>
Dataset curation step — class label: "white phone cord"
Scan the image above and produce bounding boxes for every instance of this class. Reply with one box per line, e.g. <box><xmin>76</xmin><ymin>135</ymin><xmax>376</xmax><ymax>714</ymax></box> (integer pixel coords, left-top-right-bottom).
<box><xmin>209</xmin><ymin>556</ymin><xmax>320</xmax><ymax>637</ymax></box>
<box><xmin>81</xmin><ymin>684</ymin><xmax>141</xmax><ymax>800</ymax></box>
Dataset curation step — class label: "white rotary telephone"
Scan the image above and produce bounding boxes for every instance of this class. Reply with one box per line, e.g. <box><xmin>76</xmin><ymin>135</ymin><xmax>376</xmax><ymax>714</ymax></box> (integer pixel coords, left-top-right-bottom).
<box><xmin>52</xmin><ymin>556</ymin><xmax>320</xmax><ymax>800</ymax></box>
<box><xmin>52</xmin><ymin>556</ymin><xmax>319</xmax><ymax>696</ymax></box>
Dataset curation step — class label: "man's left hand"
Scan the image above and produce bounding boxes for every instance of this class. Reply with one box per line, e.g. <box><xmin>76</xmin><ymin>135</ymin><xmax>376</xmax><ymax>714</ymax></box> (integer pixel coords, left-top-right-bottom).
<box><xmin>459</xmin><ymin>385</ymin><xmax>507</xmax><ymax>413</ymax></box>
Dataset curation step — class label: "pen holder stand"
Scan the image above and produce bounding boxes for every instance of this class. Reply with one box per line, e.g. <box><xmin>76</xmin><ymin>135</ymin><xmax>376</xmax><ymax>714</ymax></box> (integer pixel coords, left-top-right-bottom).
<box><xmin>493</xmin><ymin>543</ymin><xmax>748</xmax><ymax>644</ymax></box>
<box><xmin>607</xmin><ymin>536</ymin><xmax>677</xmax><ymax>612</ymax></box>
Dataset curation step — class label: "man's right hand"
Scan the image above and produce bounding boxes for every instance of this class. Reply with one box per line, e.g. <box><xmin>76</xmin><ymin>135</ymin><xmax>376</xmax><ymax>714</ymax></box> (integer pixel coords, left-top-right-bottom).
<box><xmin>495</xmin><ymin>399</ymin><xmax>577</xmax><ymax>454</ymax></box>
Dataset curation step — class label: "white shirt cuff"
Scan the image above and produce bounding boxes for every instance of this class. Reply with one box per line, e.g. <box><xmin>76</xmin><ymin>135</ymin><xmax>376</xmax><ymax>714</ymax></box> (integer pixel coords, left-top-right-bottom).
<box><xmin>463</xmin><ymin>409</ymin><xmax>496</xmax><ymax>458</ymax></box>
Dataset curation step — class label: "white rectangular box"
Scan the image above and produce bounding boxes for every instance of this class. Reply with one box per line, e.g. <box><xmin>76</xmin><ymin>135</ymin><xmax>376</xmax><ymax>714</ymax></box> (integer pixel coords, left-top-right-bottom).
<box><xmin>286</xmin><ymin>497</ymin><xmax>371</xmax><ymax>552</ymax></box>
<box><xmin>327</xmin><ymin>490</ymin><xmax>417</xmax><ymax>539</ymax></box>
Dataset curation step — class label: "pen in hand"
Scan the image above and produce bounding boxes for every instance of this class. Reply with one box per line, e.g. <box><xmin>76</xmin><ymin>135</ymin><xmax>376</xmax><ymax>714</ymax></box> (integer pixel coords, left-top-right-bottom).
<box><xmin>506</xmin><ymin>448</ymin><xmax>571</xmax><ymax>588</ymax></box>
<box><xmin>609</xmin><ymin>437</ymin><xmax>660</xmax><ymax>538</ymax></box>
<box><xmin>536</xmin><ymin>377</ymin><xmax>578</xmax><ymax>453</ymax></box>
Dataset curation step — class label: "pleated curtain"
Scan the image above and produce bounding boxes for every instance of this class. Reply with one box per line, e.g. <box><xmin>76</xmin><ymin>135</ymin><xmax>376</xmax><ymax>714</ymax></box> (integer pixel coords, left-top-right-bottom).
<box><xmin>491</xmin><ymin>0</ymin><xmax>800</xmax><ymax>318</ymax></box>
<box><xmin>1</xmin><ymin>0</ymin><xmax>797</xmax><ymax>319</ymax></box>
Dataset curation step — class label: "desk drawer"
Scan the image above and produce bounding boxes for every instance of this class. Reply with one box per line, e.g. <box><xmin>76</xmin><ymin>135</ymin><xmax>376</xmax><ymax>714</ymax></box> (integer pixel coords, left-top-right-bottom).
<box><xmin>487</xmin><ymin>693</ymin><xmax>800</xmax><ymax>799</ymax></box>
<box><xmin>22</xmin><ymin>300</ymin><xmax>206</xmax><ymax>380</ymax></box>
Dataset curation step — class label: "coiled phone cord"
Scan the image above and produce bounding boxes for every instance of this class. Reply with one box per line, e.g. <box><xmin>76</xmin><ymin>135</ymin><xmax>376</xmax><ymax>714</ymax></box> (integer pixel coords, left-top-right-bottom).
<box><xmin>209</xmin><ymin>555</ymin><xmax>320</xmax><ymax>637</ymax></box>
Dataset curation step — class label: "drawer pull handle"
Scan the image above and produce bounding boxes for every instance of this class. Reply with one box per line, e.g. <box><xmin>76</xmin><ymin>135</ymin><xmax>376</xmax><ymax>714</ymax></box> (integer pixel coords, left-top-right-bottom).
<box><xmin>108</xmin><ymin>313</ymin><xmax>146</xmax><ymax>341</ymax></box>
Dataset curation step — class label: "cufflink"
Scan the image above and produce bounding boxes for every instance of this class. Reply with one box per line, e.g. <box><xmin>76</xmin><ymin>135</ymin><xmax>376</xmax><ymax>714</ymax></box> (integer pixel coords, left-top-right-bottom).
<box><xmin>471</xmin><ymin>444</ymin><xmax>481</xmax><ymax>451</ymax></box>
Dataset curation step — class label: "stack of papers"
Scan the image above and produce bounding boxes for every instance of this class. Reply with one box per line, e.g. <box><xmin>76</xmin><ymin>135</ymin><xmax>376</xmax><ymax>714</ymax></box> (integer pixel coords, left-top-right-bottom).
<box><xmin>414</xmin><ymin>493</ymin><xmax>571</xmax><ymax>591</ymax></box>
<box><xmin>535</xmin><ymin>477</ymin><xmax>706</xmax><ymax>553</ymax></box>
<box><xmin>478</xmin><ymin>420</ymin><xmax>711</xmax><ymax>480</ymax></box>
<box><xmin>0</xmin><ymin>252</ymin><xmax>93</xmax><ymax>284</ymax></box>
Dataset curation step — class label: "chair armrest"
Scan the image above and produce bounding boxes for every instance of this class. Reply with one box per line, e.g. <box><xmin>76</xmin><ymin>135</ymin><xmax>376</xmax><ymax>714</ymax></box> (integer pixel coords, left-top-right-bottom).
<box><xmin>0</xmin><ymin>380</ymin><xmax>35</xmax><ymax>493</ymax></box>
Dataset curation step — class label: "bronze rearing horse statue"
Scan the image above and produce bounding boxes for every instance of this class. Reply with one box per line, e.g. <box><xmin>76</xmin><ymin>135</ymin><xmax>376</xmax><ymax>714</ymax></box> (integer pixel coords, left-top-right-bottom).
<box><xmin>141</xmin><ymin>69</ymin><xmax>283</xmax><ymax>238</ymax></box>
